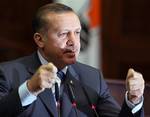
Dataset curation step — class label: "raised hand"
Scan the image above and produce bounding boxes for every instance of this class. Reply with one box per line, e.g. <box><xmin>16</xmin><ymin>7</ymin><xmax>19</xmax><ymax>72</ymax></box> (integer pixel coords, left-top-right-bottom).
<box><xmin>27</xmin><ymin>63</ymin><xmax>58</xmax><ymax>95</ymax></box>
<box><xmin>126</xmin><ymin>68</ymin><xmax>145</xmax><ymax>104</ymax></box>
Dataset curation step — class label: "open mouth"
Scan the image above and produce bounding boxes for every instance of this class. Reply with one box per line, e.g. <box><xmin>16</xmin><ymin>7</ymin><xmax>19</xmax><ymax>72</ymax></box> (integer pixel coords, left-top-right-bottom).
<box><xmin>63</xmin><ymin>47</ymin><xmax>77</xmax><ymax>53</ymax></box>
<box><xmin>65</xmin><ymin>51</ymin><xmax>76</xmax><ymax>57</ymax></box>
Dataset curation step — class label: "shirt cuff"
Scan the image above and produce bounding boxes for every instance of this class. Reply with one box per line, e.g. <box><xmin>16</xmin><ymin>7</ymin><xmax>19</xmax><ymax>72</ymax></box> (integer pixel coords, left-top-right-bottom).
<box><xmin>18</xmin><ymin>81</ymin><xmax>37</xmax><ymax>106</ymax></box>
<box><xmin>125</xmin><ymin>91</ymin><xmax>143</xmax><ymax>114</ymax></box>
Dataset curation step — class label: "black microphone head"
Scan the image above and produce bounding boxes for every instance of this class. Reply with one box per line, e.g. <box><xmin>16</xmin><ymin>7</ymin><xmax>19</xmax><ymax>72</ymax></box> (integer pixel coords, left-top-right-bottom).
<box><xmin>55</xmin><ymin>82</ymin><xmax>59</xmax><ymax>102</ymax></box>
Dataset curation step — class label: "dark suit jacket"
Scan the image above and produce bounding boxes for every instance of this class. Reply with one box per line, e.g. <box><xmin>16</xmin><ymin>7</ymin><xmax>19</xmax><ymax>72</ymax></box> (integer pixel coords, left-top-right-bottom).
<box><xmin>0</xmin><ymin>52</ymin><xmax>144</xmax><ymax>117</ymax></box>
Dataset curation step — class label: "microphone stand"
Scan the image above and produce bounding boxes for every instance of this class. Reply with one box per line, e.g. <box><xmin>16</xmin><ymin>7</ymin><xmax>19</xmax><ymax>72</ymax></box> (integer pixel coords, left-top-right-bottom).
<box><xmin>81</xmin><ymin>84</ymin><xmax>99</xmax><ymax>117</ymax></box>
<box><xmin>67</xmin><ymin>82</ymin><xmax>79</xmax><ymax>117</ymax></box>
<box><xmin>55</xmin><ymin>82</ymin><xmax>60</xmax><ymax>117</ymax></box>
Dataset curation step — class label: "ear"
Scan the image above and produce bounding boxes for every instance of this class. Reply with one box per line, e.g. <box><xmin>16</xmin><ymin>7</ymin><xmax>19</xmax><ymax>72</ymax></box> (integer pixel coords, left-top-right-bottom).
<box><xmin>34</xmin><ymin>33</ymin><xmax>45</xmax><ymax>48</ymax></box>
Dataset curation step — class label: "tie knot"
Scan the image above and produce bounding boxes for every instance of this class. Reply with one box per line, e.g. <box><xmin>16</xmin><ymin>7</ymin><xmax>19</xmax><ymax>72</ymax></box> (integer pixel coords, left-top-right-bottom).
<box><xmin>57</xmin><ymin>71</ymin><xmax>65</xmax><ymax>81</ymax></box>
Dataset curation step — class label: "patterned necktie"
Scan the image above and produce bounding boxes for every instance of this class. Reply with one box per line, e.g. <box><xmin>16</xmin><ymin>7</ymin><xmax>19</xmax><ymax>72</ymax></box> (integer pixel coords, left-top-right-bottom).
<box><xmin>57</xmin><ymin>70</ymin><xmax>65</xmax><ymax>81</ymax></box>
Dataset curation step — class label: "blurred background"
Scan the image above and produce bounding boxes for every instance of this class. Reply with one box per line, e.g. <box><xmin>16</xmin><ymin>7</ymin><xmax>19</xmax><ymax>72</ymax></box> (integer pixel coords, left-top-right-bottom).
<box><xmin>0</xmin><ymin>0</ymin><xmax>150</xmax><ymax>82</ymax></box>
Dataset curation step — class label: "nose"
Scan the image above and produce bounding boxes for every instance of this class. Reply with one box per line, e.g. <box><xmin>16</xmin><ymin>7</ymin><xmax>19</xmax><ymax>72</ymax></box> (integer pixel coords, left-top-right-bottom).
<box><xmin>66</xmin><ymin>32</ymin><xmax>76</xmax><ymax>46</ymax></box>
<box><xmin>66</xmin><ymin>40</ymin><xmax>74</xmax><ymax>46</ymax></box>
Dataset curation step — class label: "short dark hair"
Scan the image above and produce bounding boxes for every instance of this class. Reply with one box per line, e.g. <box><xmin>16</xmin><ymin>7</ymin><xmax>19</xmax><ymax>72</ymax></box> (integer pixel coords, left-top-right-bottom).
<box><xmin>32</xmin><ymin>3</ymin><xmax>74</xmax><ymax>33</ymax></box>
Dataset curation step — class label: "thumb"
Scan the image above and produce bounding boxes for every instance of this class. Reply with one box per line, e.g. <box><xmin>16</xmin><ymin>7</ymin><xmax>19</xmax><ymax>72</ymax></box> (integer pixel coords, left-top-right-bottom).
<box><xmin>47</xmin><ymin>63</ymin><xmax>58</xmax><ymax>73</ymax></box>
<box><xmin>126</xmin><ymin>68</ymin><xmax>134</xmax><ymax>90</ymax></box>
<box><xmin>127</xmin><ymin>68</ymin><xmax>134</xmax><ymax>78</ymax></box>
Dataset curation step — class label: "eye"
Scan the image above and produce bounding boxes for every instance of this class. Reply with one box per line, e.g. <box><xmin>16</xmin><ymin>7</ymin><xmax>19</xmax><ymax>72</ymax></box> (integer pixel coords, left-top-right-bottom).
<box><xmin>75</xmin><ymin>31</ymin><xmax>81</xmax><ymax>36</ymax></box>
<box><xmin>58</xmin><ymin>32</ymin><xmax>68</xmax><ymax>38</ymax></box>
<box><xmin>76</xmin><ymin>31</ymin><xmax>80</xmax><ymax>34</ymax></box>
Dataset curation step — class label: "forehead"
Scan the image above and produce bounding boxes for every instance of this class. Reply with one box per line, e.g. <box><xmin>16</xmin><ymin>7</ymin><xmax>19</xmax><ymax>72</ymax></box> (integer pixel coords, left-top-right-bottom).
<box><xmin>45</xmin><ymin>12</ymin><xmax>81</xmax><ymax>30</ymax></box>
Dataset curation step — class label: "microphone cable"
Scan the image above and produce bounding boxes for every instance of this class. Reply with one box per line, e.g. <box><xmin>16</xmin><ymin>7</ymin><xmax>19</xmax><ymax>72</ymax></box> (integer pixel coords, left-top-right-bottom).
<box><xmin>81</xmin><ymin>84</ymin><xmax>99</xmax><ymax>117</ymax></box>
<box><xmin>67</xmin><ymin>81</ymin><xmax>79</xmax><ymax>117</ymax></box>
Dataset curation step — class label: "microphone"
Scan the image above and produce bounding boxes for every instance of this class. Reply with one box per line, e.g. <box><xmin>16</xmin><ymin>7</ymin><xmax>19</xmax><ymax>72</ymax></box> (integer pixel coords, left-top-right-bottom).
<box><xmin>55</xmin><ymin>82</ymin><xmax>59</xmax><ymax>102</ymax></box>
<box><xmin>55</xmin><ymin>82</ymin><xmax>60</xmax><ymax>117</ymax></box>
<box><xmin>81</xmin><ymin>85</ymin><xmax>99</xmax><ymax>117</ymax></box>
<box><xmin>67</xmin><ymin>81</ymin><xmax>79</xmax><ymax>117</ymax></box>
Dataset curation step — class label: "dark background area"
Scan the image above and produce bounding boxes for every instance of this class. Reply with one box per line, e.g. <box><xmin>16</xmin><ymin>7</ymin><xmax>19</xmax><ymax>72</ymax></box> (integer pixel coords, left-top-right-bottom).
<box><xmin>0</xmin><ymin>0</ymin><xmax>52</xmax><ymax>61</ymax></box>
<box><xmin>0</xmin><ymin>0</ymin><xmax>150</xmax><ymax>82</ymax></box>
<box><xmin>102</xmin><ymin>0</ymin><xmax>150</xmax><ymax>82</ymax></box>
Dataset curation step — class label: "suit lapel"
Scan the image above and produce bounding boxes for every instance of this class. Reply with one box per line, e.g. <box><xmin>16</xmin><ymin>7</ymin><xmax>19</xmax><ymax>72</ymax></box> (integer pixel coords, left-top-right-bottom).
<box><xmin>61</xmin><ymin>89</ymin><xmax>72</xmax><ymax>117</ymax></box>
<box><xmin>39</xmin><ymin>89</ymin><xmax>58</xmax><ymax>117</ymax></box>
<box><xmin>63</xmin><ymin>65</ymin><xmax>99</xmax><ymax>117</ymax></box>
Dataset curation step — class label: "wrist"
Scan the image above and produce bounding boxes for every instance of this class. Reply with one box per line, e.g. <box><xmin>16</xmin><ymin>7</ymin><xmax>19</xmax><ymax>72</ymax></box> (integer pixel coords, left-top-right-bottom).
<box><xmin>27</xmin><ymin>80</ymin><xmax>43</xmax><ymax>96</ymax></box>
<box><xmin>128</xmin><ymin>93</ymin><xmax>141</xmax><ymax>105</ymax></box>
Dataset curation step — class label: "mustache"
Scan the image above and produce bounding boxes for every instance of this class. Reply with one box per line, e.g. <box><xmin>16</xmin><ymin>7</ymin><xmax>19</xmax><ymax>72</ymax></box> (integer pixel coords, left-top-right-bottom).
<box><xmin>62</xmin><ymin>46</ymin><xmax>79</xmax><ymax>53</ymax></box>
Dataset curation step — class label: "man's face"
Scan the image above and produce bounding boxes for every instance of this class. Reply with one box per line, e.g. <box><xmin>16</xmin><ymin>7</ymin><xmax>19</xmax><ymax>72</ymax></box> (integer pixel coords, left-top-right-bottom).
<box><xmin>38</xmin><ymin>12</ymin><xmax>81</xmax><ymax>68</ymax></box>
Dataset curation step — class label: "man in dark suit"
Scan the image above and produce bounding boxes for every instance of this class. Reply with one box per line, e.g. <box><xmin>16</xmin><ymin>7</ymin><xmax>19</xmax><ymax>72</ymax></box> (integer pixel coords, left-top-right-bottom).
<box><xmin>0</xmin><ymin>3</ymin><xmax>145</xmax><ymax>117</ymax></box>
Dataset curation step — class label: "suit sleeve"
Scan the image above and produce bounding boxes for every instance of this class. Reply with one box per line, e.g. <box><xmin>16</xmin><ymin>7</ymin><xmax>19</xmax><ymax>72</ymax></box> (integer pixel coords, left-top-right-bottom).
<box><xmin>97</xmin><ymin>71</ymin><xmax>144</xmax><ymax>117</ymax></box>
<box><xmin>96</xmin><ymin>71</ymin><xmax>121</xmax><ymax>116</ymax></box>
<box><xmin>119</xmin><ymin>101</ymin><xmax>144</xmax><ymax>117</ymax></box>
<box><xmin>0</xmin><ymin>66</ymin><xmax>24</xmax><ymax>116</ymax></box>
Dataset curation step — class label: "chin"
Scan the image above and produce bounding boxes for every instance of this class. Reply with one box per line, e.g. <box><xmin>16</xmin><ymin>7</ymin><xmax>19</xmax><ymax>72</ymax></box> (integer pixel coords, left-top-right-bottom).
<box><xmin>65</xmin><ymin>58</ymin><xmax>76</xmax><ymax>65</ymax></box>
